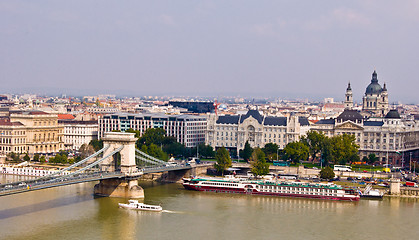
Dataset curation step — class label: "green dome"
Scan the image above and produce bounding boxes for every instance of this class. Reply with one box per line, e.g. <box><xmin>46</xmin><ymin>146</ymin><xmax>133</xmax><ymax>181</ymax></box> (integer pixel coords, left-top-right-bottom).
<box><xmin>385</xmin><ymin>110</ymin><xmax>401</xmax><ymax>119</ymax></box>
<box><xmin>365</xmin><ymin>71</ymin><xmax>383</xmax><ymax>95</ymax></box>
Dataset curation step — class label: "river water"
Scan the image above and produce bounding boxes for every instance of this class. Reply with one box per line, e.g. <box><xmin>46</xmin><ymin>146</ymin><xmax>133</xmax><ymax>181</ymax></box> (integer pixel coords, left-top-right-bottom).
<box><xmin>1</xmin><ymin>175</ymin><xmax>418</xmax><ymax>240</ymax></box>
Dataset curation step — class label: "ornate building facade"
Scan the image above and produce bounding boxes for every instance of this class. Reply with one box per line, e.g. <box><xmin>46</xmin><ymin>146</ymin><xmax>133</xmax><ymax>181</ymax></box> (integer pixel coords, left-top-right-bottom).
<box><xmin>0</xmin><ymin>111</ymin><xmax>64</xmax><ymax>156</ymax></box>
<box><xmin>205</xmin><ymin>110</ymin><xmax>310</xmax><ymax>153</ymax></box>
<box><xmin>312</xmin><ymin>109</ymin><xmax>419</xmax><ymax>166</ymax></box>
<box><xmin>362</xmin><ymin>70</ymin><xmax>389</xmax><ymax>116</ymax></box>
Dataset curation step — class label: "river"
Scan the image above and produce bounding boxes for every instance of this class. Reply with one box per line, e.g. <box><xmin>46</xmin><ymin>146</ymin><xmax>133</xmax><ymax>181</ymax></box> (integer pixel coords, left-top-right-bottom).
<box><xmin>0</xmin><ymin>175</ymin><xmax>418</xmax><ymax>240</ymax></box>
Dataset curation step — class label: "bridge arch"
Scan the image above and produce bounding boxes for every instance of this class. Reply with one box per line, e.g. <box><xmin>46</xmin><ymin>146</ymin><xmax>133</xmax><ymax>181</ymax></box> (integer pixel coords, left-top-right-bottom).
<box><xmin>100</xmin><ymin>132</ymin><xmax>137</xmax><ymax>174</ymax></box>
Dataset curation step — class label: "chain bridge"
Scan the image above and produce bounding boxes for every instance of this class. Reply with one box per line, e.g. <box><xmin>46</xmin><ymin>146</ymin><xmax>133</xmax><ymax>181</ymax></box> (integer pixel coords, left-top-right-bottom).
<box><xmin>0</xmin><ymin>132</ymin><xmax>210</xmax><ymax>198</ymax></box>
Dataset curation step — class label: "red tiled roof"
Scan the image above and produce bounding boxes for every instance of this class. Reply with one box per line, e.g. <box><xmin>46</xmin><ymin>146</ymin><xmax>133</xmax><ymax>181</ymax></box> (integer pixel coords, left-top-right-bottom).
<box><xmin>0</xmin><ymin>119</ymin><xmax>24</xmax><ymax>126</ymax></box>
<box><xmin>58</xmin><ymin>114</ymin><xmax>75</xmax><ymax>120</ymax></box>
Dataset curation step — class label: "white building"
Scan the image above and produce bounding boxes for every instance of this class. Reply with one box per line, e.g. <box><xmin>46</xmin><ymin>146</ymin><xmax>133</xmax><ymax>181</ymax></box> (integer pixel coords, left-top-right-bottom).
<box><xmin>98</xmin><ymin>113</ymin><xmax>206</xmax><ymax>148</ymax></box>
<box><xmin>206</xmin><ymin>110</ymin><xmax>310</xmax><ymax>153</ymax></box>
<box><xmin>311</xmin><ymin>109</ymin><xmax>419</xmax><ymax>166</ymax></box>
<box><xmin>59</xmin><ymin>120</ymin><xmax>98</xmax><ymax>150</ymax></box>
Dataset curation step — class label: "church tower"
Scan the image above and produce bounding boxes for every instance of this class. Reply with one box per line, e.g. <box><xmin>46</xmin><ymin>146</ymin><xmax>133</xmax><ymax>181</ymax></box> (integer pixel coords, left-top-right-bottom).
<box><xmin>380</xmin><ymin>83</ymin><xmax>389</xmax><ymax>116</ymax></box>
<box><xmin>344</xmin><ymin>82</ymin><xmax>353</xmax><ymax>109</ymax></box>
<box><xmin>362</xmin><ymin>70</ymin><xmax>389</xmax><ymax>117</ymax></box>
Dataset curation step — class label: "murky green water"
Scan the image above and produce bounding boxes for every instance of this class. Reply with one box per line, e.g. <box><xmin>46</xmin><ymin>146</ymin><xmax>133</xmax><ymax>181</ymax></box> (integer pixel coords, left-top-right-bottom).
<box><xmin>1</xmin><ymin>175</ymin><xmax>418</xmax><ymax>240</ymax></box>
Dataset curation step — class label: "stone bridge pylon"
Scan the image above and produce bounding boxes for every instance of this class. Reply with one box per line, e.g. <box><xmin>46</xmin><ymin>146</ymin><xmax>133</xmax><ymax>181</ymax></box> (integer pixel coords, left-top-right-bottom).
<box><xmin>100</xmin><ymin>132</ymin><xmax>137</xmax><ymax>174</ymax></box>
<box><xmin>94</xmin><ymin>132</ymin><xmax>144</xmax><ymax>198</ymax></box>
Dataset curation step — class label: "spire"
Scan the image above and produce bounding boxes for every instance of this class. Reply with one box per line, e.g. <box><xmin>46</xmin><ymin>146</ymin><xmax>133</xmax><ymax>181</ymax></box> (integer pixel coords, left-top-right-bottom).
<box><xmin>346</xmin><ymin>82</ymin><xmax>352</xmax><ymax>91</ymax></box>
<box><xmin>371</xmin><ymin>70</ymin><xmax>378</xmax><ymax>83</ymax></box>
<box><xmin>383</xmin><ymin>82</ymin><xmax>387</xmax><ymax>91</ymax></box>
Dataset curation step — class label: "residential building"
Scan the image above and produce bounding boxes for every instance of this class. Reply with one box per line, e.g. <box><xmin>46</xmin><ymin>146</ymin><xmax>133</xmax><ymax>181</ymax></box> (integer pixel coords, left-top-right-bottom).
<box><xmin>59</xmin><ymin>118</ymin><xmax>98</xmax><ymax>150</ymax></box>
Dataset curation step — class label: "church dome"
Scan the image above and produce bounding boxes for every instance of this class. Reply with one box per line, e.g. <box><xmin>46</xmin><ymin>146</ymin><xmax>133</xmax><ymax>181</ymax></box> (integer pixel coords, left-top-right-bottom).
<box><xmin>365</xmin><ymin>70</ymin><xmax>383</xmax><ymax>95</ymax></box>
<box><xmin>385</xmin><ymin>109</ymin><xmax>401</xmax><ymax>119</ymax></box>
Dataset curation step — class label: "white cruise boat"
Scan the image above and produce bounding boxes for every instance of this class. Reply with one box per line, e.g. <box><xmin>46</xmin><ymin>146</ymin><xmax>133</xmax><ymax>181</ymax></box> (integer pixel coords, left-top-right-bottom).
<box><xmin>183</xmin><ymin>176</ymin><xmax>360</xmax><ymax>201</ymax></box>
<box><xmin>118</xmin><ymin>200</ymin><xmax>162</xmax><ymax>212</ymax></box>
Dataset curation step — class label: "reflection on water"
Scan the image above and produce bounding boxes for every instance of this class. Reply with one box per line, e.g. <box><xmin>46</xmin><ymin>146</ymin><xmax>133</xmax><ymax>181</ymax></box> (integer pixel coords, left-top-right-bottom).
<box><xmin>0</xmin><ymin>176</ymin><xmax>418</xmax><ymax>240</ymax></box>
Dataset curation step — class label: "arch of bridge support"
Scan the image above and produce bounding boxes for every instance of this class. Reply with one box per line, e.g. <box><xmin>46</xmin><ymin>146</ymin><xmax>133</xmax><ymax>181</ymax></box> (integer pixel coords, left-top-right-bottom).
<box><xmin>100</xmin><ymin>132</ymin><xmax>137</xmax><ymax>174</ymax></box>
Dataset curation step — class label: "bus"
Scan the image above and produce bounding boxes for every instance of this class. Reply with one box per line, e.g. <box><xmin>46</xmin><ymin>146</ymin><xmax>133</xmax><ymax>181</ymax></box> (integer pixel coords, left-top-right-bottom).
<box><xmin>273</xmin><ymin>161</ymin><xmax>290</xmax><ymax>167</ymax></box>
<box><xmin>333</xmin><ymin>165</ymin><xmax>352</xmax><ymax>172</ymax></box>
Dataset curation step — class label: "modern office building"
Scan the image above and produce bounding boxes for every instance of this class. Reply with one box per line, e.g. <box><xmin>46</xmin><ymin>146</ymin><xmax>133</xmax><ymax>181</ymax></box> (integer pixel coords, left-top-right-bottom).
<box><xmin>98</xmin><ymin>113</ymin><xmax>206</xmax><ymax>147</ymax></box>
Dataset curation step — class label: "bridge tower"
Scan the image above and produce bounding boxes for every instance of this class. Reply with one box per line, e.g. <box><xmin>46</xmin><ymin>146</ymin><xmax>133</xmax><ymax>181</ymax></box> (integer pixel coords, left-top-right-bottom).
<box><xmin>100</xmin><ymin>132</ymin><xmax>137</xmax><ymax>174</ymax></box>
<box><xmin>94</xmin><ymin>132</ymin><xmax>144</xmax><ymax>198</ymax></box>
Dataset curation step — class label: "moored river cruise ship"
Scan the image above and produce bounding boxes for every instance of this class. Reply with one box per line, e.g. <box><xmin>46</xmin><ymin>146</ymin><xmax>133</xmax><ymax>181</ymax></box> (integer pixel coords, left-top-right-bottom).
<box><xmin>183</xmin><ymin>176</ymin><xmax>360</xmax><ymax>201</ymax></box>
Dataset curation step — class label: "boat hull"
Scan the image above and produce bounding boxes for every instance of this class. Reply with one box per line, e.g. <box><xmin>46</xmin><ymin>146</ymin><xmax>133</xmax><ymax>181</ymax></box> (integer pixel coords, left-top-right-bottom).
<box><xmin>118</xmin><ymin>203</ymin><xmax>162</xmax><ymax>212</ymax></box>
<box><xmin>183</xmin><ymin>183</ymin><xmax>360</xmax><ymax>202</ymax></box>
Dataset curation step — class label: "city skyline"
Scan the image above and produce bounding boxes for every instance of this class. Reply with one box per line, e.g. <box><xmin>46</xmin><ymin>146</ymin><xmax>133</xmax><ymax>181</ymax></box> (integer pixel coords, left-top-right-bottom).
<box><xmin>1</xmin><ymin>1</ymin><xmax>419</xmax><ymax>103</ymax></box>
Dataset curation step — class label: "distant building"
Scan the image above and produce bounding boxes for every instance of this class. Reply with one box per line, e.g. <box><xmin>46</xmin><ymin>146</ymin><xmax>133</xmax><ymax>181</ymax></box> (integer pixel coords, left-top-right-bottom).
<box><xmin>58</xmin><ymin>115</ymin><xmax>98</xmax><ymax>150</ymax></box>
<box><xmin>99</xmin><ymin>113</ymin><xmax>206</xmax><ymax>147</ymax></box>
<box><xmin>361</xmin><ymin>70</ymin><xmax>389</xmax><ymax>116</ymax></box>
<box><xmin>0</xmin><ymin>111</ymin><xmax>64</xmax><ymax>155</ymax></box>
<box><xmin>311</xmin><ymin>109</ymin><xmax>419</xmax><ymax>166</ymax></box>
<box><xmin>169</xmin><ymin>101</ymin><xmax>214</xmax><ymax>113</ymax></box>
<box><xmin>205</xmin><ymin>110</ymin><xmax>310</xmax><ymax>153</ymax></box>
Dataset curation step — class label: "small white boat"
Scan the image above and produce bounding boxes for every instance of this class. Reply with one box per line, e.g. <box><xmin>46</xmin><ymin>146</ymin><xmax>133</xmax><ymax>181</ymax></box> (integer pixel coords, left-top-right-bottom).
<box><xmin>118</xmin><ymin>200</ymin><xmax>162</xmax><ymax>212</ymax></box>
<box><xmin>360</xmin><ymin>184</ymin><xmax>384</xmax><ymax>199</ymax></box>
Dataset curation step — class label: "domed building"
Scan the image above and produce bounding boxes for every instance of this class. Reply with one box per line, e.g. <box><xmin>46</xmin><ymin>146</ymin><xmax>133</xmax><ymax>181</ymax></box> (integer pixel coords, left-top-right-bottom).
<box><xmin>362</xmin><ymin>70</ymin><xmax>389</xmax><ymax>116</ymax></box>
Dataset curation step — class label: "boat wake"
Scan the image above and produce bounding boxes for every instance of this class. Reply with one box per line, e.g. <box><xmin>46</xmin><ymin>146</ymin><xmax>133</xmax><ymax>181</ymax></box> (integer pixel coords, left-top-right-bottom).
<box><xmin>161</xmin><ymin>210</ymin><xmax>183</xmax><ymax>214</ymax></box>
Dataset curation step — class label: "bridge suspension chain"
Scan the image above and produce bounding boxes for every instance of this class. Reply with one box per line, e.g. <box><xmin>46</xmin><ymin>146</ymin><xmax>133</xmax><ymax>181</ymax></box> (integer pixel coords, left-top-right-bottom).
<box><xmin>135</xmin><ymin>155</ymin><xmax>166</xmax><ymax>167</ymax></box>
<box><xmin>38</xmin><ymin>145</ymin><xmax>110</xmax><ymax>180</ymax></box>
<box><xmin>56</xmin><ymin>146</ymin><xmax>125</xmax><ymax>179</ymax></box>
<box><xmin>135</xmin><ymin>149</ymin><xmax>167</xmax><ymax>165</ymax></box>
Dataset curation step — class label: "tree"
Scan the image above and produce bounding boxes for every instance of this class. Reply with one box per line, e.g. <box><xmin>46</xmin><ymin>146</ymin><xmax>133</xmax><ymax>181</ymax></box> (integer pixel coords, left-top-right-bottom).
<box><xmin>362</xmin><ymin>156</ymin><xmax>369</xmax><ymax>163</ymax></box>
<box><xmin>214</xmin><ymin>147</ymin><xmax>232</xmax><ymax>176</ymax></box>
<box><xmin>320</xmin><ymin>138</ymin><xmax>333</xmax><ymax>166</ymax></box>
<box><xmin>40</xmin><ymin>155</ymin><xmax>46</xmax><ymax>163</ymax></box>
<box><xmin>197</xmin><ymin>143</ymin><xmax>215</xmax><ymax>158</ymax></box>
<box><xmin>301</xmin><ymin>130</ymin><xmax>326</xmax><ymax>161</ymax></box>
<box><xmin>348</xmin><ymin>153</ymin><xmax>360</xmax><ymax>164</ymax></box>
<box><xmin>240</xmin><ymin>141</ymin><xmax>253</xmax><ymax>162</ymax></box>
<box><xmin>137</xmin><ymin>128</ymin><xmax>166</xmax><ymax>147</ymax></box>
<box><xmin>319</xmin><ymin>166</ymin><xmax>335</xmax><ymax>180</ymax></box>
<box><xmin>140</xmin><ymin>143</ymin><xmax>168</xmax><ymax>161</ymax></box>
<box><xmin>23</xmin><ymin>153</ymin><xmax>30</xmax><ymax>162</ymax></box>
<box><xmin>125</xmin><ymin>128</ymin><xmax>141</xmax><ymax>138</ymax></box>
<box><xmin>283</xmin><ymin>142</ymin><xmax>309</xmax><ymax>164</ymax></box>
<box><xmin>367</xmin><ymin>154</ymin><xmax>378</xmax><ymax>165</ymax></box>
<box><xmin>163</xmin><ymin>141</ymin><xmax>187</xmax><ymax>158</ymax></box>
<box><xmin>89</xmin><ymin>139</ymin><xmax>103</xmax><ymax>152</ymax></box>
<box><xmin>33</xmin><ymin>154</ymin><xmax>40</xmax><ymax>162</ymax></box>
<box><xmin>79</xmin><ymin>144</ymin><xmax>95</xmax><ymax>158</ymax></box>
<box><xmin>7</xmin><ymin>152</ymin><xmax>20</xmax><ymax>161</ymax></box>
<box><xmin>249</xmin><ymin>148</ymin><xmax>269</xmax><ymax>177</ymax></box>
<box><xmin>262</xmin><ymin>143</ymin><xmax>279</xmax><ymax>162</ymax></box>
<box><xmin>329</xmin><ymin>134</ymin><xmax>359</xmax><ymax>164</ymax></box>
<box><xmin>74</xmin><ymin>156</ymin><xmax>82</xmax><ymax>163</ymax></box>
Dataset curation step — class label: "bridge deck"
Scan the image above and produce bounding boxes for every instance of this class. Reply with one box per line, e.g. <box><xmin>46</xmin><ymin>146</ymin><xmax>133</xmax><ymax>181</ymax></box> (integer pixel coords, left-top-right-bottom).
<box><xmin>0</xmin><ymin>164</ymin><xmax>199</xmax><ymax>197</ymax></box>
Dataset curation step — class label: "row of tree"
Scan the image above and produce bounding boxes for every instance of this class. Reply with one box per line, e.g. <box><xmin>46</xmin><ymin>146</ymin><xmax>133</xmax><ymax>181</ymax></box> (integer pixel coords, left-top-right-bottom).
<box><xmin>126</xmin><ymin>128</ymin><xmax>215</xmax><ymax>160</ymax></box>
<box><xmin>239</xmin><ymin>131</ymin><xmax>360</xmax><ymax>166</ymax></box>
<box><xmin>215</xmin><ymin>147</ymin><xmax>269</xmax><ymax>177</ymax></box>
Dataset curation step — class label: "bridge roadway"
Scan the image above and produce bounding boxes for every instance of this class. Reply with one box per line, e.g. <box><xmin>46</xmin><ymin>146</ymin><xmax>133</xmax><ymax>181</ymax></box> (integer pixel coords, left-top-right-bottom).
<box><xmin>0</xmin><ymin>164</ymin><xmax>196</xmax><ymax>197</ymax></box>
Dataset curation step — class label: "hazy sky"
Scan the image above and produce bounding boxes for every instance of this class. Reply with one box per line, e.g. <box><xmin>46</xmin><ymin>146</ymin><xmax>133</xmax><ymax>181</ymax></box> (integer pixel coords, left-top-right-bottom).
<box><xmin>1</xmin><ymin>1</ymin><xmax>418</xmax><ymax>103</ymax></box>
